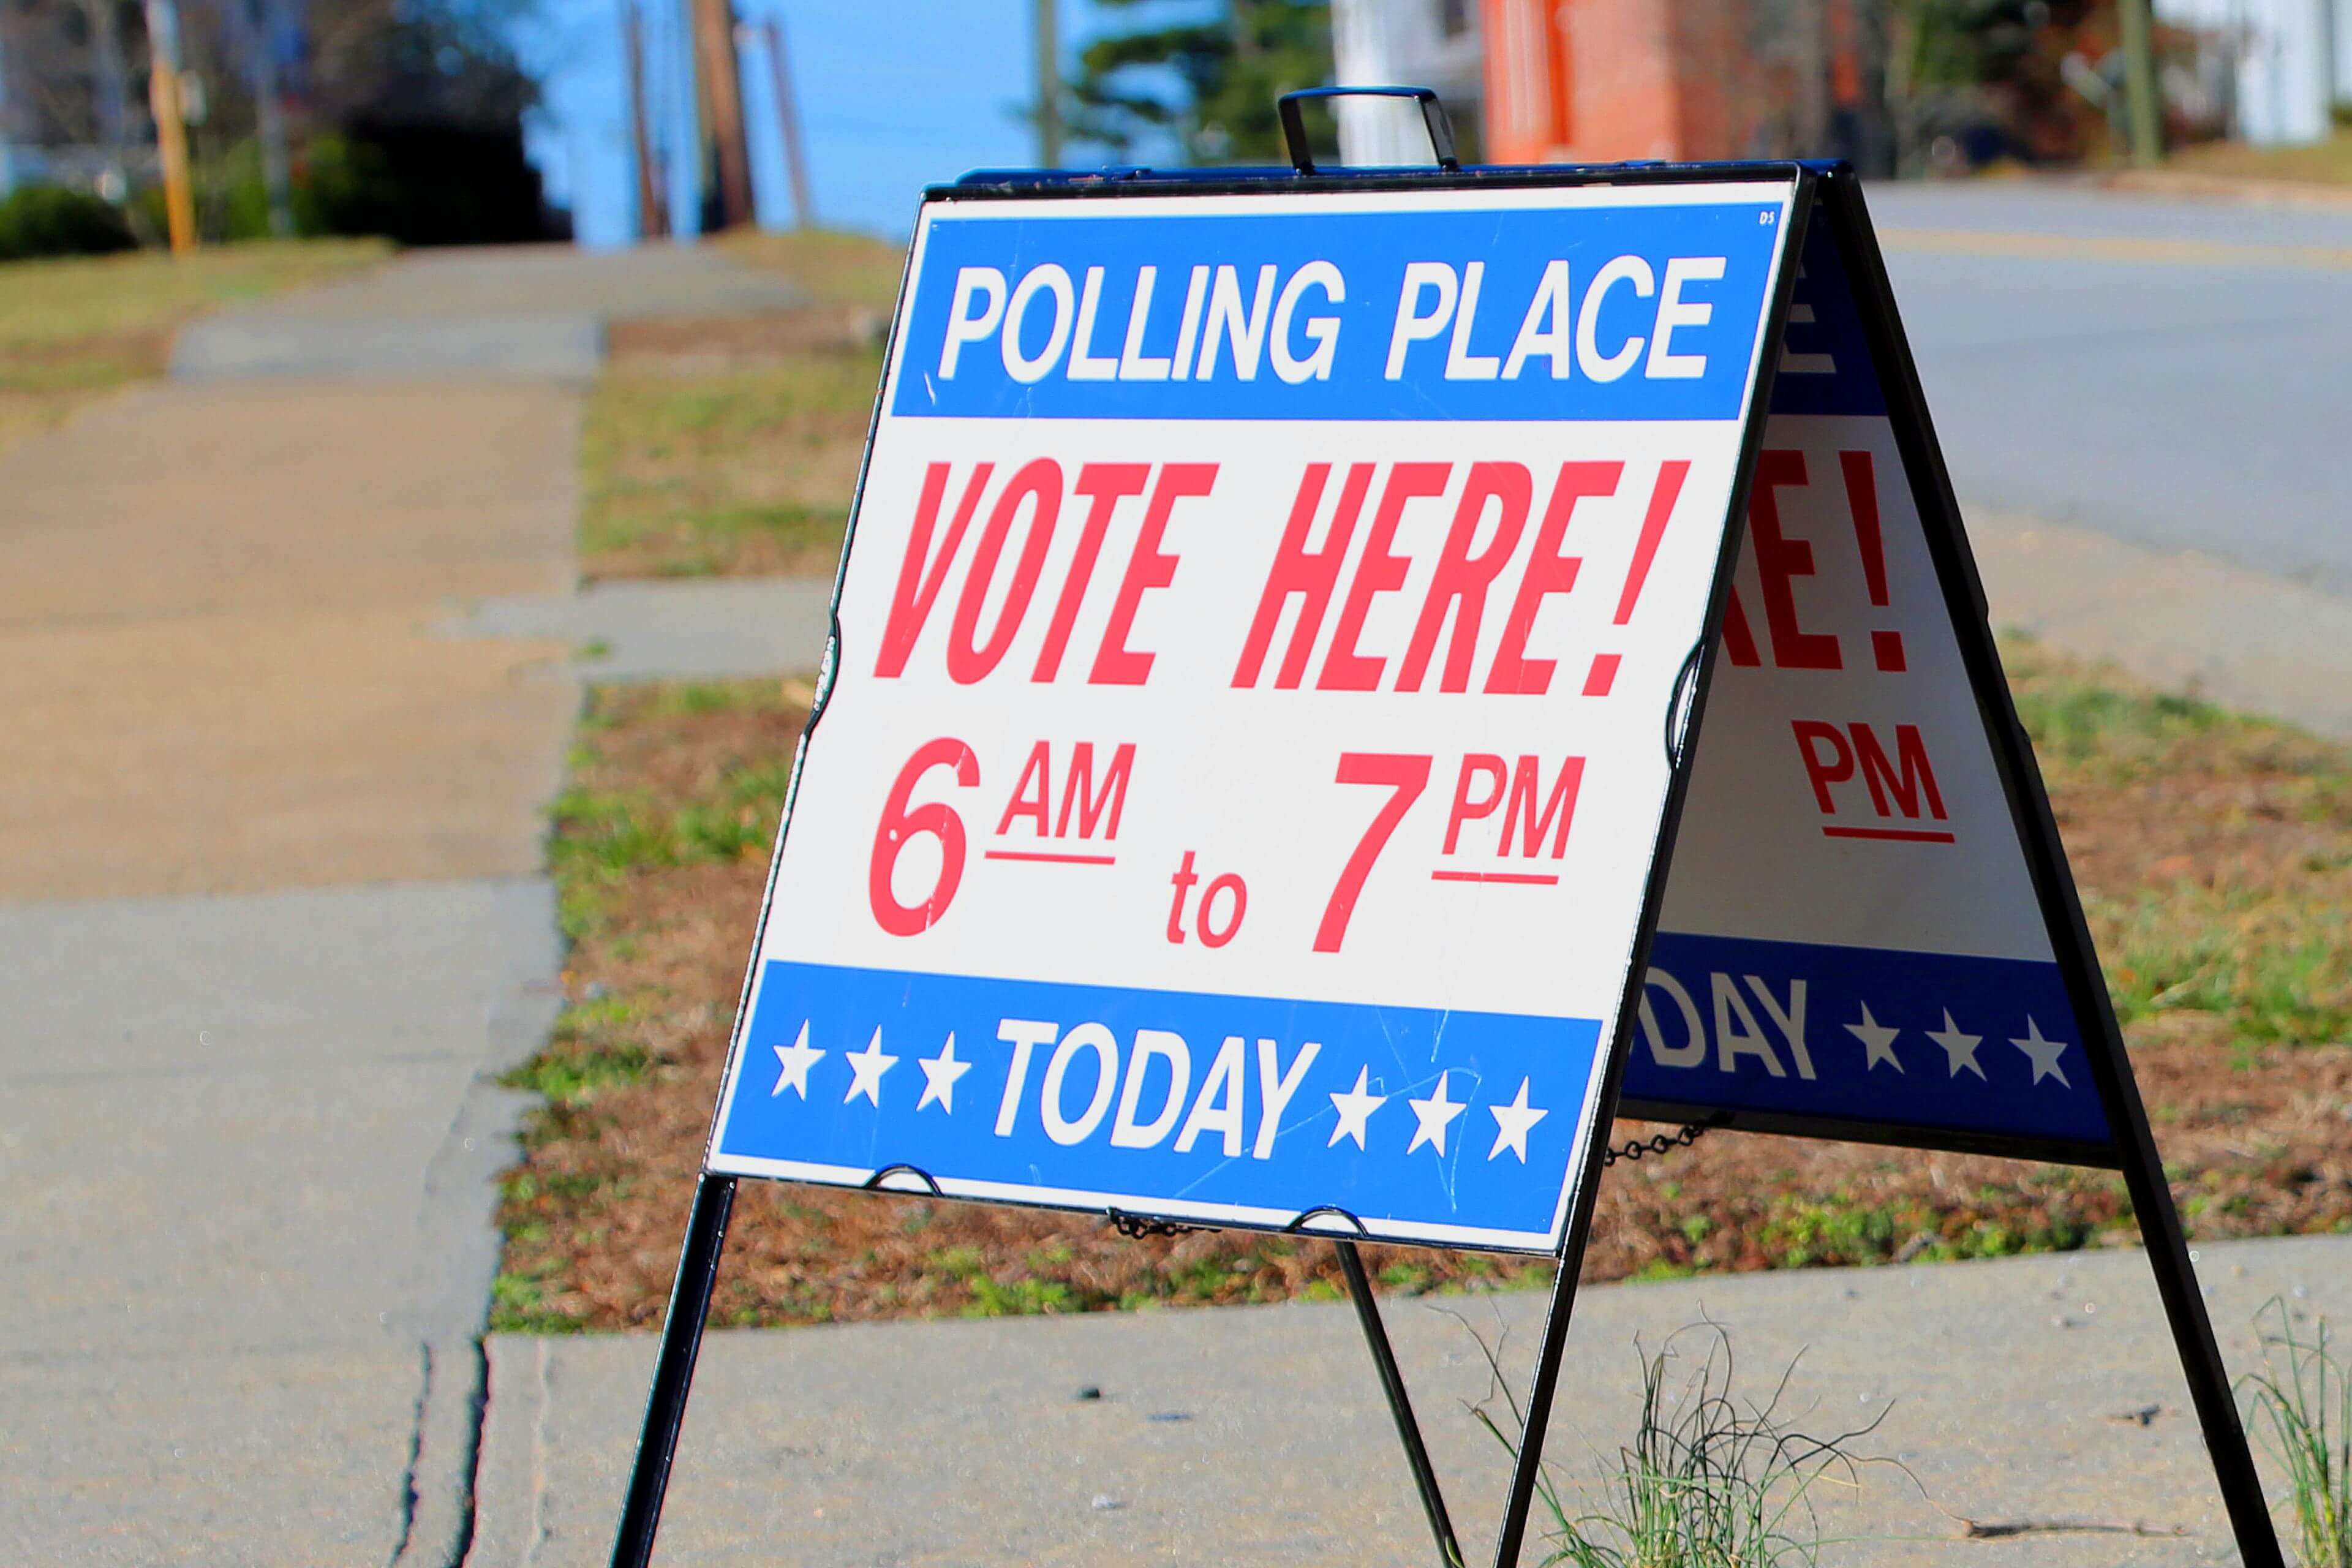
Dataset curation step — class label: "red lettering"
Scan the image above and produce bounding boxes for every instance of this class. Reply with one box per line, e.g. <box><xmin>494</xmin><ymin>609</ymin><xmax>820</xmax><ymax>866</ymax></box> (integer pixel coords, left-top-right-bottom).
<box><xmin>1314</xmin><ymin>753</ymin><xmax>1430</xmax><ymax>954</ymax></box>
<box><xmin>1791</xmin><ymin>720</ymin><xmax>1853</xmax><ymax>812</ymax></box>
<box><xmin>1485</xmin><ymin>462</ymin><xmax>1621</xmax><ymax>695</ymax></box>
<box><xmin>1500</xmin><ymin>756</ymin><xmax>1584</xmax><ymax>858</ymax></box>
<box><xmin>1232</xmin><ymin>463</ymin><xmax>1372</xmax><ymax>688</ymax></box>
<box><xmin>1091</xmin><ymin>463</ymin><xmax>1215</xmax><ymax>686</ymax></box>
<box><xmin>1055</xmin><ymin>742</ymin><xmax>1135</xmax><ymax>839</ymax></box>
<box><xmin>946</xmin><ymin>459</ymin><xmax>1060</xmax><ymax>684</ymax></box>
<box><xmin>995</xmin><ymin>741</ymin><xmax>1054</xmax><ymax>837</ymax></box>
<box><xmin>875</xmin><ymin>461</ymin><xmax>990</xmax><ymax>678</ymax></box>
<box><xmin>1033</xmin><ymin>462</ymin><xmax>1148</xmax><ymax>682</ymax></box>
<box><xmin>1442</xmin><ymin>754</ymin><xmax>1509</xmax><ymax>853</ymax></box>
<box><xmin>1720</xmin><ymin>584</ymin><xmax>1762</xmax><ymax>666</ymax></box>
<box><xmin>1398</xmin><ymin>463</ymin><xmax>1531</xmax><ymax>694</ymax></box>
<box><xmin>1320</xmin><ymin>462</ymin><xmax>1449</xmax><ymax>692</ymax></box>
<box><xmin>1749</xmin><ymin>450</ymin><xmax>1842</xmax><ymax>670</ymax></box>
<box><xmin>1854</xmin><ymin>723</ymin><xmax>1946</xmax><ymax>820</ymax></box>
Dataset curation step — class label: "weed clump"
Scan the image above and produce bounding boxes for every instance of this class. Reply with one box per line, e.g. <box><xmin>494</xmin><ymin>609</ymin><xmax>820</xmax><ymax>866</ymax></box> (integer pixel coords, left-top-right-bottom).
<box><xmin>2242</xmin><ymin>1298</ymin><xmax>2352</xmax><ymax>1566</ymax></box>
<box><xmin>1468</xmin><ymin>1320</ymin><xmax>1894</xmax><ymax>1567</ymax></box>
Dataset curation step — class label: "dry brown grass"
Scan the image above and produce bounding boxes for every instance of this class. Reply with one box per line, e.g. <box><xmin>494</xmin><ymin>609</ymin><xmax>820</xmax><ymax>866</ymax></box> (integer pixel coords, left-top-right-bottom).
<box><xmin>2165</xmin><ymin>129</ymin><xmax>2352</xmax><ymax>189</ymax></box>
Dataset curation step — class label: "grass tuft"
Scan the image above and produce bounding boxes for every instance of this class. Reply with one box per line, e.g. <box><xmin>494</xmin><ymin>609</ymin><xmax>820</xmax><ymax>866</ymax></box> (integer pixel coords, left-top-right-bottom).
<box><xmin>1468</xmin><ymin>1320</ymin><xmax>1896</xmax><ymax>1567</ymax></box>
<box><xmin>2242</xmin><ymin>1299</ymin><xmax>2352</xmax><ymax>1566</ymax></box>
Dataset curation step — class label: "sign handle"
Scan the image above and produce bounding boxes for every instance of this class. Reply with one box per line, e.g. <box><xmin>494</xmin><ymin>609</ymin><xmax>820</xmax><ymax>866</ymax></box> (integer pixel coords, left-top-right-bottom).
<box><xmin>1276</xmin><ymin>86</ymin><xmax>1460</xmax><ymax>175</ymax></box>
<box><xmin>610</xmin><ymin>1172</ymin><xmax>737</xmax><ymax>1568</ymax></box>
<box><xmin>1334</xmin><ymin>1238</ymin><xmax>1462</xmax><ymax>1566</ymax></box>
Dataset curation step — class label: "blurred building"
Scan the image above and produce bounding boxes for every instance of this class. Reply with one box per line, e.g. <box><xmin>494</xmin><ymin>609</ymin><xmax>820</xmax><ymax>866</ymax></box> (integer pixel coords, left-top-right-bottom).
<box><xmin>2157</xmin><ymin>0</ymin><xmax>2350</xmax><ymax>145</ymax></box>
<box><xmin>1476</xmin><ymin>0</ymin><xmax>1894</xmax><ymax>168</ymax></box>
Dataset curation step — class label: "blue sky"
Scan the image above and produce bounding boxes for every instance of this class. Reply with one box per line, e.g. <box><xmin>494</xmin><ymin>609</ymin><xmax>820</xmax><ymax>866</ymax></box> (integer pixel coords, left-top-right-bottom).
<box><xmin>521</xmin><ymin>1</ymin><xmax>1205</xmax><ymax>247</ymax></box>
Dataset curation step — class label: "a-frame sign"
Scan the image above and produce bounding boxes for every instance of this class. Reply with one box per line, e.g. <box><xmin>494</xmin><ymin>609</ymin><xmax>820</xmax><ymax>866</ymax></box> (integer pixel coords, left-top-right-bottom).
<box><xmin>611</xmin><ymin>91</ymin><xmax>2285</xmax><ymax>1568</ymax></box>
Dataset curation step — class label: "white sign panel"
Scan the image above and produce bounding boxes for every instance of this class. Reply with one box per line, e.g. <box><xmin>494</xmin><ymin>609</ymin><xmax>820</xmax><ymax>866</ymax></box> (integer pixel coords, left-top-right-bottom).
<box><xmin>706</xmin><ymin>179</ymin><xmax>1799</xmax><ymax>1250</ymax></box>
<box><xmin>1632</xmin><ymin>216</ymin><xmax>2110</xmax><ymax>1153</ymax></box>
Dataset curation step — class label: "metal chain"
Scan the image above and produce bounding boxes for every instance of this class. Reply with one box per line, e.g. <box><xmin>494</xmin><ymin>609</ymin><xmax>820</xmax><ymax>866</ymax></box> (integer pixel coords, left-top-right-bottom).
<box><xmin>1107</xmin><ymin>1209</ymin><xmax>1196</xmax><ymax>1240</ymax></box>
<box><xmin>1106</xmin><ymin>1123</ymin><xmax>1719</xmax><ymax>1237</ymax></box>
<box><xmin>1601</xmin><ymin>1120</ymin><xmax>1716</xmax><ymax>1166</ymax></box>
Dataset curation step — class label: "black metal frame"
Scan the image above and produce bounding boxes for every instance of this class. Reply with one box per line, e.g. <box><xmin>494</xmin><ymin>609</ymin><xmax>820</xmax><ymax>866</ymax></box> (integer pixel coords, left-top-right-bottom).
<box><xmin>1811</xmin><ymin>164</ymin><xmax>2282</xmax><ymax>1564</ymax></box>
<box><xmin>608</xmin><ymin>125</ymin><xmax>2282</xmax><ymax>1568</ymax></box>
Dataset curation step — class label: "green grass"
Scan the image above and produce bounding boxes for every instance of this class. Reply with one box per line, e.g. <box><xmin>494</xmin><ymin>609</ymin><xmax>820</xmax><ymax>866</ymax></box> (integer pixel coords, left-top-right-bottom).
<box><xmin>0</xmin><ymin>236</ymin><xmax>388</xmax><ymax>348</ymax></box>
<box><xmin>718</xmin><ymin>227</ymin><xmax>906</xmax><ymax>312</ymax></box>
<box><xmin>549</xmin><ymin>680</ymin><xmax>802</xmax><ymax>940</ymax></box>
<box><xmin>2005</xmin><ymin>636</ymin><xmax>2352</xmax><ymax>1051</ymax></box>
<box><xmin>579</xmin><ymin>356</ymin><xmax>879</xmax><ymax>579</ymax></box>
<box><xmin>489</xmin><ymin>1261</ymin><xmax>591</xmax><ymax>1334</ymax></box>
<box><xmin>0</xmin><ymin>237</ymin><xmax>389</xmax><ymax>451</ymax></box>
<box><xmin>1757</xmin><ymin>1189</ymin><xmax>2100</xmax><ymax>1270</ymax></box>
<box><xmin>2009</xmin><ymin>675</ymin><xmax>2235</xmax><ymax>775</ymax></box>
<box><xmin>2095</xmin><ymin>883</ymin><xmax>2352</xmax><ymax>1046</ymax></box>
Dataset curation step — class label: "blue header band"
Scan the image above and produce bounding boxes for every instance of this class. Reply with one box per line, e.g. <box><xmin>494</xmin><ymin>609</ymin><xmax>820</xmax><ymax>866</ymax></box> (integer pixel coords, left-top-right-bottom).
<box><xmin>893</xmin><ymin>201</ymin><xmax>1785</xmax><ymax>423</ymax></box>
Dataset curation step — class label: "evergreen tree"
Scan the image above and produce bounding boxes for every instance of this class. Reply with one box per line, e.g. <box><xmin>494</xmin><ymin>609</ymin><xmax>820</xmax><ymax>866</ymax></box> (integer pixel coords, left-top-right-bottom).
<box><xmin>1066</xmin><ymin>0</ymin><xmax>1332</xmax><ymax>165</ymax></box>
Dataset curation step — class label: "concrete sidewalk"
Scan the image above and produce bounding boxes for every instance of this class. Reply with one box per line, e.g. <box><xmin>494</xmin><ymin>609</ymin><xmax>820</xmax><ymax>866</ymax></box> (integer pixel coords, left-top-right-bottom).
<box><xmin>0</xmin><ymin>241</ymin><xmax>798</xmax><ymax>1567</ymax></box>
<box><xmin>471</xmin><ymin>1232</ymin><xmax>2343</xmax><ymax>1567</ymax></box>
<box><xmin>172</xmin><ymin>243</ymin><xmax>802</xmax><ymax>381</ymax></box>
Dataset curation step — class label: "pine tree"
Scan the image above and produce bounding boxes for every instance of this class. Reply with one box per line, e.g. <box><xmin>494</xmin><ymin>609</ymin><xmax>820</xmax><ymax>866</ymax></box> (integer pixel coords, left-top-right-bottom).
<box><xmin>1066</xmin><ymin>0</ymin><xmax>1332</xmax><ymax>165</ymax></box>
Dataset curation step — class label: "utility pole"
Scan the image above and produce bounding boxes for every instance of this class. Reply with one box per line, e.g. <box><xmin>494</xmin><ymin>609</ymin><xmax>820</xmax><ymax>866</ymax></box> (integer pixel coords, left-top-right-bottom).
<box><xmin>760</xmin><ymin>16</ymin><xmax>813</xmax><ymax>230</ymax></box>
<box><xmin>2117</xmin><ymin>0</ymin><xmax>2163</xmax><ymax>166</ymax></box>
<box><xmin>141</xmin><ymin>0</ymin><xmax>197</xmax><ymax>252</ymax></box>
<box><xmin>1034</xmin><ymin>0</ymin><xmax>1061</xmax><ymax>166</ymax></box>
<box><xmin>689</xmin><ymin>0</ymin><xmax>755</xmax><ymax>228</ymax></box>
<box><xmin>246</xmin><ymin>0</ymin><xmax>293</xmax><ymax>237</ymax></box>
<box><xmin>625</xmin><ymin>0</ymin><xmax>669</xmax><ymax>238</ymax></box>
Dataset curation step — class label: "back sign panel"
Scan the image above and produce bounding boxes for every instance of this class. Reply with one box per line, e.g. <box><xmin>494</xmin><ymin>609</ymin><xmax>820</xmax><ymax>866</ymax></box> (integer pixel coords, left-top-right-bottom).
<box><xmin>1631</xmin><ymin>208</ymin><xmax>2113</xmax><ymax>1156</ymax></box>
<box><xmin>706</xmin><ymin>180</ymin><xmax>1798</xmax><ymax>1251</ymax></box>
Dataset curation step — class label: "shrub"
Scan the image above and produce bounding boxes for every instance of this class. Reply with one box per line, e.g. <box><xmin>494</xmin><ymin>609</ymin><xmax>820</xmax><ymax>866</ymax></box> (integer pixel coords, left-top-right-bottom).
<box><xmin>0</xmin><ymin>185</ymin><xmax>137</xmax><ymax>262</ymax></box>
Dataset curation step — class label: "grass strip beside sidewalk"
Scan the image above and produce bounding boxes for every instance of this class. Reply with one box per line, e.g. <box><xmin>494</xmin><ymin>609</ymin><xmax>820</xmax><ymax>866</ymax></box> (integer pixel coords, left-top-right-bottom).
<box><xmin>493</xmin><ymin>645</ymin><xmax>2352</xmax><ymax>1332</ymax></box>
<box><xmin>578</xmin><ymin>228</ymin><xmax>900</xmax><ymax>581</ymax></box>
<box><xmin>0</xmin><ymin>238</ymin><xmax>390</xmax><ymax>454</ymax></box>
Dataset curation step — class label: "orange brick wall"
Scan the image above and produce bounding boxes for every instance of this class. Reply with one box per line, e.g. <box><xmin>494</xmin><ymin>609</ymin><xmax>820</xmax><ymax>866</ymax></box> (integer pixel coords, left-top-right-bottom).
<box><xmin>1483</xmin><ymin>0</ymin><xmax>1854</xmax><ymax>165</ymax></box>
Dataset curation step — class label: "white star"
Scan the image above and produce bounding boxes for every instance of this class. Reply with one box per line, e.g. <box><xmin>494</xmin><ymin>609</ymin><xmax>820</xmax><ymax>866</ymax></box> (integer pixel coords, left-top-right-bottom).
<box><xmin>842</xmin><ymin>1028</ymin><xmax>898</xmax><ymax>1107</ymax></box>
<box><xmin>1925</xmin><ymin>1011</ymin><xmax>1985</xmax><ymax>1080</ymax></box>
<box><xmin>1327</xmin><ymin>1066</ymin><xmax>1387</xmax><ymax>1150</ymax></box>
<box><xmin>771</xmin><ymin>1022</ymin><xmax>824</xmax><ymax>1099</ymax></box>
<box><xmin>2011</xmin><ymin>1017</ymin><xmax>2073</xmax><ymax>1088</ymax></box>
<box><xmin>1406</xmin><ymin>1071</ymin><xmax>1468</xmax><ymax>1156</ymax></box>
<box><xmin>1846</xmin><ymin>1003</ymin><xmax>1903</xmax><ymax>1074</ymax></box>
<box><xmin>1487</xmin><ymin>1078</ymin><xmax>1548</xmax><ymax>1163</ymax></box>
<box><xmin>916</xmin><ymin>1031</ymin><xmax>973</xmax><ymax>1113</ymax></box>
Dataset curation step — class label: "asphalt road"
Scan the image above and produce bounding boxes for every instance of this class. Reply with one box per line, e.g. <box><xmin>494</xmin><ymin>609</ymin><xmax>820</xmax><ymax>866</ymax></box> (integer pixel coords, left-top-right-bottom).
<box><xmin>1861</xmin><ymin>179</ymin><xmax>2352</xmax><ymax>596</ymax></box>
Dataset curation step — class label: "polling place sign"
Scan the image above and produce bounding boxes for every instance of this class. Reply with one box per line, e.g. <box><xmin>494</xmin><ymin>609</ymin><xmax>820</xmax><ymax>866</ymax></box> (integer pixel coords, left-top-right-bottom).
<box><xmin>617</xmin><ymin>157</ymin><xmax>2281</xmax><ymax>1568</ymax></box>
<box><xmin>702</xmin><ymin>179</ymin><xmax>1803</xmax><ymax>1250</ymax></box>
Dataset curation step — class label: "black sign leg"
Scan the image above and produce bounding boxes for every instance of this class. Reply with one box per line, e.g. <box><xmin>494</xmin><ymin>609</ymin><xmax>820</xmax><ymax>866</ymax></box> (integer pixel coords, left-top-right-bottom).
<box><xmin>1333</xmin><ymin>1239</ymin><xmax>1461</xmax><ymax>1566</ymax></box>
<box><xmin>1485</xmin><ymin>1251</ymin><xmax>1582</xmax><ymax>1568</ymax></box>
<box><xmin>610</xmin><ymin>1172</ymin><xmax>737</xmax><ymax>1568</ymax></box>
<box><xmin>2111</xmin><ymin>1102</ymin><xmax>2284</xmax><ymax>1562</ymax></box>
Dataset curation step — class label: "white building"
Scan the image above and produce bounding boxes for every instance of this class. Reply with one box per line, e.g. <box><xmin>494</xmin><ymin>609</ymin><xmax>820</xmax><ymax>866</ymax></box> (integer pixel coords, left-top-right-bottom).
<box><xmin>2157</xmin><ymin>0</ymin><xmax>2351</xmax><ymax>145</ymax></box>
<box><xmin>1327</xmin><ymin>0</ymin><xmax>1485</xmax><ymax>165</ymax></box>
